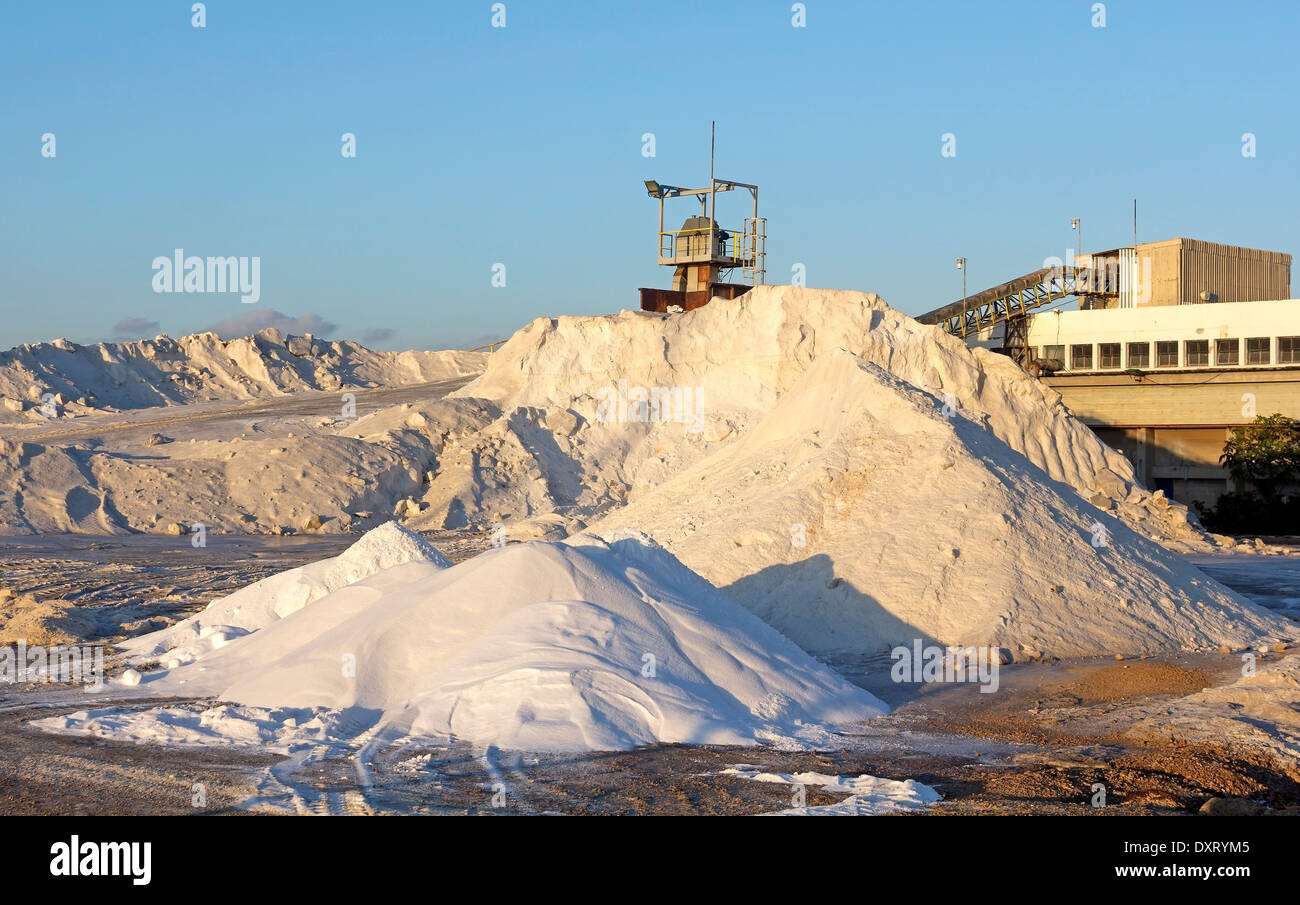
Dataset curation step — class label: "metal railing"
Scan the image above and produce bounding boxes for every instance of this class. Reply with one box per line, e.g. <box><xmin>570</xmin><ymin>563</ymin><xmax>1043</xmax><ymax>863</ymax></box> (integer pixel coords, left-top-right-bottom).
<box><xmin>656</xmin><ymin>221</ymin><xmax>766</xmax><ymax>286</ymax></box>
<box><xmin>657</xmin><ymin>226</ymin><xmax>755</xmax><ymax>264</ymax></box>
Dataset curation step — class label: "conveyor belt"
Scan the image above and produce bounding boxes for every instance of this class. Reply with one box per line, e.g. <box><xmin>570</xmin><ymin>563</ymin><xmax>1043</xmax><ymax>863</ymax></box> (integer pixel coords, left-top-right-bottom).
<box><xmin>915</xmin><ymin>265</ymin><xmax>1116</xmax><ymax>337</ymax></box>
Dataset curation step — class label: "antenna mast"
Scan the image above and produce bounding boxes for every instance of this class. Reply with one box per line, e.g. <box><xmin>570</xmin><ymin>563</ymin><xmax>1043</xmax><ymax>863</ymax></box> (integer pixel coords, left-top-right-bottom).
<box><xmin>709</xmin><ymin>121</ymin><xmax>716</xmax><ymax>225</ymax></box>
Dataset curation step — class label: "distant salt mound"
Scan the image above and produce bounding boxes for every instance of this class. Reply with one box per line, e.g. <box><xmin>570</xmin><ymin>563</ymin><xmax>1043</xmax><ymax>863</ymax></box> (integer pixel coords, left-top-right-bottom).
<box><xmin>0</xmin><ymin>412</ymin><xmax>474</xmax><ymax>536</ymax></box>
<box><xmin>0</xmin><ymin>328</ymin><xmax>485</xmax><ymax>420</ymax></box>
<box><xmin>120</xmin><ymin>521</ymin><xmax>451</xmax><ymax>663</ymax></box>
<box><xmin>586</xmin><ymin>351</ymin><xmax>1294</xmax><ymax>658</ymax></box>
<box><xmin>103</xmin><ymin>532</ymin><xmax>885</xmax><ymax>753</ymax></box>
<box><xmin>453</xmin><ymin>285</ymin><xmax>1210</xmax><ymax>551</ymax></box>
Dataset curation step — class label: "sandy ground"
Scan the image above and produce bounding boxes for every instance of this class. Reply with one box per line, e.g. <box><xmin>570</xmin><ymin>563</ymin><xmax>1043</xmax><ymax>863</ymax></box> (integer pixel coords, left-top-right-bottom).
<box><xmin>1</xmin><ymin>534</ymin><xmax>1296</xmax><ymax>815</ymax></box>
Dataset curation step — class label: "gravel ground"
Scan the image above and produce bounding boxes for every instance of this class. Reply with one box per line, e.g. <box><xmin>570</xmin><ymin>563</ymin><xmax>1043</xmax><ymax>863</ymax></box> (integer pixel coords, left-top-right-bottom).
<box><xmin>1</xmin><ymin>536</ymin><xmax>1297</xmax><ymax>816</ymax></box>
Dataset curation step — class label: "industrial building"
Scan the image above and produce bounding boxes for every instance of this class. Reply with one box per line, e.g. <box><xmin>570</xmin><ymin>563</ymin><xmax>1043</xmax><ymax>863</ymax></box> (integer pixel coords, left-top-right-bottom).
<box><xmin>1076</xmin><ymin>238</ymin><xmax>1291</xmax><ymax>310</ymax></box>
<box><xmin>917</xmin><ymin>238</ymin><xmax>1298</xmax><ymax>510</ymax></box>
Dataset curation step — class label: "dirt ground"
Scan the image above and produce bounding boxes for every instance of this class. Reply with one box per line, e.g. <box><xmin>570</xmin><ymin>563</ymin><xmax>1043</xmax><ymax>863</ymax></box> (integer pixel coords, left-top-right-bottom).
<box><xmin>4</xmin><ymin>661</ymin><xmax>1296</xmax><ymax>816</ymax></box>
<box><xmin>1</xmin><ymin>536</ymin><xmax>1297</xmax><ymax>816</ymax></box>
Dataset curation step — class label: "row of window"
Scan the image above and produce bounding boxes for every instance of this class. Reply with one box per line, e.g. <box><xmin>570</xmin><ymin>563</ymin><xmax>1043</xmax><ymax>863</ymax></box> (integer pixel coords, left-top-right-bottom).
<box><xmin>1044</xmin><ymin>336</ymin><xmax>1300</xmax><ymax>371</ymax></box>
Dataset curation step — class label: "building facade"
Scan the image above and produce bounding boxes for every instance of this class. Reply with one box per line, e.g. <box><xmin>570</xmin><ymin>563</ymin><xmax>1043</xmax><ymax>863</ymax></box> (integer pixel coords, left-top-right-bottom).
<box><xmin>1077</xmin><ymin>238</ymin><xmax>1291</xmax><ymax>310</ymax></box>
<box><xmin>1026</xmin><ymin>299</ymin><xmax>1300</xmax><ymax>507</ymax></box>
<box><xmin>960</xmin><ymin>239</ymin><xmax>1295</xmax><ymax>509</ymax></box>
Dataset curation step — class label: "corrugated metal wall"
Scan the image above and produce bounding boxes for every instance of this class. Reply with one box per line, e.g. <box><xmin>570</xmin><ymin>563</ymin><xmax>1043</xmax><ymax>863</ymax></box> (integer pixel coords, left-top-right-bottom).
<box><xmin>1118</xmin><ymin>247</ymin><xmax>1139</xmax><ymax>307</ymax></box>
<box><xmin>1171</xmin><ymin>239</ymin><xmax>1291</xmax><ymax>304</ymax></box>
<box><xmin>1076</xmin><ymin>240</ymin><xmax>1289</xmax><ymax>308</ymax></box>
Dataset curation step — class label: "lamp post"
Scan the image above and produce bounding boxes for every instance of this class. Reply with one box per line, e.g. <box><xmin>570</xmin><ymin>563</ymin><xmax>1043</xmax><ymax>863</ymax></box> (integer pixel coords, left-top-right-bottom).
<box><xmin>956</xmin><ymin>257</ymin><xmax>966</xmax><ymax>307</ymax></box>
<box><xmin>1070</xmin><ymin>218</ymin><xmax>1081</xmax><ymax>260</ymax></box>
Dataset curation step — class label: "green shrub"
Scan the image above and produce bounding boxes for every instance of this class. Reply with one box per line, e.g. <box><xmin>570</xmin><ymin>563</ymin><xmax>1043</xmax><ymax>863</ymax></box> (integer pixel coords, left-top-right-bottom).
<box><xmin>1221</xmin><ymin>414</ymin><xmax>1300</xmax><ymax>499</ymax></box>
<box><xmin>1194</xmin><ymin>491</ymin><xmax>1300</xmax><ymax>535</ymax></box>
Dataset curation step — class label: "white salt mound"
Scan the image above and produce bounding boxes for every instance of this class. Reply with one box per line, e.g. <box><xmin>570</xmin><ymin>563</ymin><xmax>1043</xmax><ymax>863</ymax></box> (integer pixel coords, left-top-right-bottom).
<box><xmin>453</xmin><ymin>285</ymin><xmax>1209</xmax><ymax>550</ymax></box>
<box><xmin>722</xmin><ymin>768</ymin><xmax>942</xmax><ymax>816</ymax></box>
<box><xmin>1123</xmin><ymin>653</ymin><xmax>1300</xmax><ymax>766</ymax></box>
<box><xmin>588</xmin><ymin>350</ymin><xmax>1293</xmax><ymax>657</ymax></box>
<box><xmin>0</xmin><ymin>328</ymin><xmax>487</xmax><ymax>535</ymax></box>
<box><xmin>120</xmin><ymin>521</ymin><xmax>450</xmax><ymax>663</ymax></box>
<box><xmin>0</xmin><ymin>328</ymin><xmax>485</xmax><ymax>419</ymax></box>
<box><xmin>107</xmin><ymin>531</ymin><xmax>886</xmax><ymax>753</ymax></box>
<box><xmin>437</xmin><ymin>284</ymin><xmax>1292</xmax><ymax>658</ymax></box>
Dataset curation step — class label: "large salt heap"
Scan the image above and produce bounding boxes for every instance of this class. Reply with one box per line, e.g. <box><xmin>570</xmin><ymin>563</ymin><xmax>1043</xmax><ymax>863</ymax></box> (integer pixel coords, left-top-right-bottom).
<box><xmin>587</xmin><ymin>350</ymin><xmax>1290</xmax><ymax>656</ymax></box>
<box><xmin>454</xmin><ymin>285</ymin><xmax>1206</xmax><ymax>551</ymax></box>
<box><xmin>446</xmin><ymin>286</ymin><xmax>1293</xmax><ymax>658</ymax></box>
<box><xmin>91</xmin><ymin>530</ymin><xmax>886</xmax><ymax>753</ymax></box>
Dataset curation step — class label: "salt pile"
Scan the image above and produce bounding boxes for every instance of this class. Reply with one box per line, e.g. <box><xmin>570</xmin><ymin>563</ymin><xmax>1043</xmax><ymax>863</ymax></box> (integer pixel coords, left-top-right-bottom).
<box><xmin>587</xmin><ymin>350</ymin><xmax>1292</xmax><ymax>656</ymax></box>
<box><xmin>0</xmin><ymin>328</ymin><xmax>484</xmax><ymax>420</ymax></box>
<box><xmin>72</xmin><ymin>528</ymin><xmax>885</xmax><ymax>753</ymax></box>
<box><xmin>721</xmin><ymin>768</ymin><xmax>941</xmax><ymax>816</ymax></box>
<box><xmin>0</xmin><ymin>327</ymin><xmax>489</xmax><ymax>535</ymax></box>
<box><xmin>441</xmin><ymin>285</ymin><xmax>1292</xmax><ymax>658</ymax></box>
<box><xmin>0</xmin><ymin>417</ymin><xmax>466</xmax><ymax>535</ymax></box>
<box><xmin>120</xmin><ymin>522</ymin><xmax>451</xmax><ymax>665</ymax></box>
<box><xmin>452</xmin><ymin>285</ymin><xmax>1210</xmax><ymax>550</ymax></box>
<box><xmin>14</xmin><ymin>285</ymin><xmax>1292</xmax><ymax>668</ymax></box>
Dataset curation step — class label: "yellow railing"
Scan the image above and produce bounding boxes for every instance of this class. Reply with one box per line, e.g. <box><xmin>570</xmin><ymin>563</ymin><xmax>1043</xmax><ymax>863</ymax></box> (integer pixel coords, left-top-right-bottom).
<box><xmin>467</xmin><ymin>341</ymin><xmax>505</xmax><ymax>353</ymax></box>
<box><xmin>658</xmin><ymin>226</ymin><xmax>750</xmax><ymax>261</ymax></box>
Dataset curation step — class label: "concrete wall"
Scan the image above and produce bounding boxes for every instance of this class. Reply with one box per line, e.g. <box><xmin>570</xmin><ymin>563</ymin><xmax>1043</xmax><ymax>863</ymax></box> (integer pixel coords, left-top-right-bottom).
<box><xmin>1092</xmin><ymin>423</ymin><xmax>1300</xmax><ymax>511</ymax></box>
<box><xmin>1027</xmin><ymin>300</ymin><xmax>1300</xmax><ymax>508</ymax></box>
<box><xmin>1092</xmin><ymin>426</ymin><xmax>1235</xmax><ymax>507</ymax></box>
<box><xmin>1025</xmin><ymin>298</ymin><xmax>1300</xmax><ymax>374</ymax></box>
<box><xmin>1041</xmin><ymin>369</ymin><xmax>1300</xmax><ymax>427</ymax></box>
<box><xmin>1046</xmin><ymin>371</ymin><xmax>1300</xmax><ymax>509</ymax></box>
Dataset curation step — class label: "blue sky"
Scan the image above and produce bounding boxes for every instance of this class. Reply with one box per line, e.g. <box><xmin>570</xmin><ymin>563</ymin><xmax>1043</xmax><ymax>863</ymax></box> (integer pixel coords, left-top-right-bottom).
<box><xmin>2</xmin><ymin>1</ymin><xmax>1296</xmax><ymax>351</ymax></box>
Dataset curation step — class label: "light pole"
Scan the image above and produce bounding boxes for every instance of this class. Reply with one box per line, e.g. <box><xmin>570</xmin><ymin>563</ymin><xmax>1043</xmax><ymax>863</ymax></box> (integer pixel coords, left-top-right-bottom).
<box><xmin>1070</xmin><ymin>218</ymin><xmax>1081</xmax><ymax>260</ymax></box>
<box><xmin>955</xmin><ymin>257</ymin><xmax>966</xmax><ymax>306</ymax></box>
